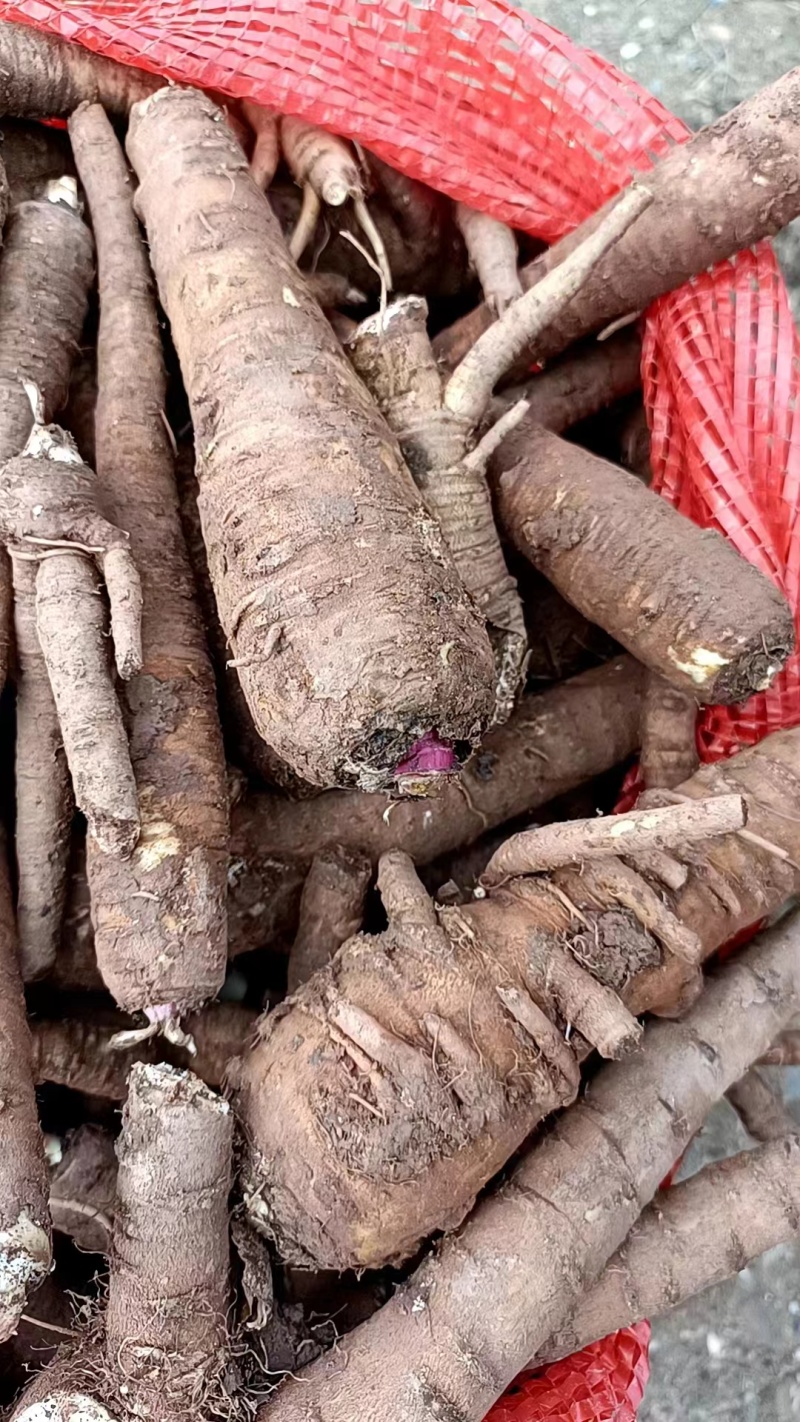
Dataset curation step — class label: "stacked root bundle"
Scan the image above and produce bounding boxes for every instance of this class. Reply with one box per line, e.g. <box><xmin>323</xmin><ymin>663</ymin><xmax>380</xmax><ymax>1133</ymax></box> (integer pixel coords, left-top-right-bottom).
<box><xmin>0</xmin><ymin>21</ymin><xmax>798</xmax><ymax>1422</ymax></box>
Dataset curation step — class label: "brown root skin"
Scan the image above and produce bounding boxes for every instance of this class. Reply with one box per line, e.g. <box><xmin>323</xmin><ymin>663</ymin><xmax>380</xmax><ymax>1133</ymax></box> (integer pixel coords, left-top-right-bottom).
<box><xmin>127</xmin><ymin>87</ymin><xmax>493</xmax><ymax>790</ymax></box>
<box><xmin>640</xmin><ymin>671</ymin><xmax>700</xmax><ymax>788</ymax></box>
<box><xmin>0</xmin><ymin>828</ymin><xmax>51</xmax><ymax>1343</ymax></box>
<box><xmin>492</xmin><ymin>425</ymin><xmax>794</xmax><ymax>703</ymax></box>
<box><xmin>0</xmin><ymin>189</ymin><xmax>94</xmax><ymax>465</ymax></box>
<box><xmin>454</xmin><ymin>203</ymin><xmax>522</xmax><ymax>314</ymax></box>
<box><xmin>759</xmin><ymin>1028</ymin><xmax>800</xmax><ymax>1066</ymax></box>
<box><xmin>226</xmin><ymin>657</ymin><xmax>645</xmax><ymax>957</ymax></box>
<box><xmin>0</xmin><ymin>20</ymin><xmax>162</xmax><ymax>117</ymax></box>
<box><xmin>481</xmin><ymin>792</ymin><xmax>746</xmax><ymax>883</ymax></box>
<box><xmin>50</xmin><ymin>1124</ymin><xmax>117</xmax><ymax>1254</ymax></box>
<box><xmin>726</xmin><ymin>1066</ymin><xmax>798</xmax><ymax>1143</ymax></box>
<box><xmin>36</xmin><ymin>548</ymin><xmax>139</xmax><ymax>856</ymax></box>
<box><xmin>256</xmin><ymin>921</ymin><xmax>800</xmax><ymax>1422</ymax></box>
<box><xmin>0</xmin><ymin>118</ymin><xmax>75</xmax><ymax>204</ymax></box>
<box><xmin>488</xmin><ymin>326</ymin><xmax>642</xmax><ymax>440</ymax></box>
<box><xmin>445</xmin><ymin>185</ymin><xmax>651</xmax><ymax>429</ymax></box>
<box><xmin>105</xmin><ymin>1064</ymin><xmax>233</xmax><ymax>1422</ymax></box>
<box><xmin>233</xmin><ymin>727</ymin><xmax>800</xmax><ymax>1270</ymax></box>
<box><xmin>70</xmin><ymin>102</ymin><xmax>229</xmax><ymax>1015</ymax></box>
<box><xmin>241</xmin><ymin>100</ymin><xmax>279</xmax><ymax>189</ymax></box>
<box><xmin>287</xmin><ymin>848</ymin><xmax>372</xmax><ymax>994</ymax></box>
<box><xmin>350</xmin><ymin>296</ymin><xmax>527</xmax><ymax>721</ymax></box>
<box><xmin>530</xmin><ymin>1134</ymin><xmax>800</xmax><ymax>1368</ymax></box>
<box><xmin>13</xmin><ymin>557</ymin><xmax>72</xmax><ymax>980</ymax></box>
<box><xmin>31</xmin><ymin>1002</ymin><xmax>257</xmax><ymax>1100</ymax></box>
<box><xmin>269</xmin><ymin>165</ymin><xmax>469</xmax><ymax>301</ymax></box>
<box><xmin>434</xmin><ymin>67</ymin><xmax>800</xmax><ymax>375</ymax></box>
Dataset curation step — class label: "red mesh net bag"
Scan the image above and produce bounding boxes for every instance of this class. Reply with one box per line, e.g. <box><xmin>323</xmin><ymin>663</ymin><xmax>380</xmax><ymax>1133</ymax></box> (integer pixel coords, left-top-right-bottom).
<box><xmin>4</xmin><ymin>0</ymin><xmax>800</xmax><ymax>1415</ymax></box>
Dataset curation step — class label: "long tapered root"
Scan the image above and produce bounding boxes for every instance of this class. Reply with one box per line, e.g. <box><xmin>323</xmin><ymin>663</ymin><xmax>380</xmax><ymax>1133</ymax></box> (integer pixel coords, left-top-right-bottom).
<box><xmin>455</xmin><ymin>202</ymin><xmax>522</xmax><ymax>314</ymax></box>
<box><xmin>0</xmin><ymin>831</ymin><xmax>51</xmax><ymax>1343</ymax></box>
<box><xmin>531</xmin><ymin>1132</ymin><xmax>800</xmax><ymax>1367</ymax></box>
<box><xmin>12</xmin><ymin>558</ymin><xmax>72</xmax><ymax>980</ymax></box>
<box><xmin>36</xmin><ymin>552</ymin><xmax>138</xmax><ymax>855</ymax></box>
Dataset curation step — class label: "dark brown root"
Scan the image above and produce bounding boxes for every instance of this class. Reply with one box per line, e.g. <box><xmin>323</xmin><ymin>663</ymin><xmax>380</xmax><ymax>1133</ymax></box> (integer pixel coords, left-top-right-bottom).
<box><xmin>492</xmin><ymin>424</ymin><xmax>794</xmax><ymax>703</ymax></box>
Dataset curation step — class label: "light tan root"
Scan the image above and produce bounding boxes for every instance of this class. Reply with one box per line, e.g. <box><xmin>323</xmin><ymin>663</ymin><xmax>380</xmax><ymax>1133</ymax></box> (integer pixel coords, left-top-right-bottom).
<box><xmin>455</xmin><ymin>201</ymin><xmax>522</xmax><ymax>313</ymax></box>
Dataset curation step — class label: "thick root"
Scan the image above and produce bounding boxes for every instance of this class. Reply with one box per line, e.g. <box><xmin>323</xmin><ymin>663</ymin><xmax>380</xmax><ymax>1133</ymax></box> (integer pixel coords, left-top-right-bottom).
<box><xmin>287</xmin><ymin>848</ymin><xmax>372</xmax><ymax>993</ymax></box>
<box><xmin>35</xmin><ymin>550</ymin><xmax>138</xmax><ymax>855</ymax></box>
<box><xmin>105</xmin><ymin>1065</ymin><xmax>232</xmax><ymax>1422</ymax></box>
<box><xmin>492</xmin><ymin>424</ymin><xmax>794</xmax><ymax>703</ymax></box>
<box><xmin>530</xmin><ymin>1135</ymin><xmax>800</xmax><ymax>1367</ymax></box>
<box><xmin>0</xmin><ymin>829</ymin><xmax>51</xmax><ymax>1343</ymax></box>
<box><xmin>257</xmin><ymin>920</ymin><xmax>800</xmax><ymax>1422</ymax></box>
<box><xmin>0</xmin><ymin>20</ymin><xmax>161</xmax><ymax>117</ymax></box>
<box><xmin>12</xmin><ymin>557</ymin><xmax>72</xmax><ymax>980</ymax></box>
<box><xmin>350</xmin><ymin>296</ymin><xmax>527</xmax><ymax>720</ymax></box>
<box><xmin>127</xmin><ymin>88</ymin><xmax>493</xmax><ymax>790</ymax></box>
<box><xmin>434</xmin><ymin>69</ymin><xmax>800</xmax><ymax>374</ymax></box>
<box><xmin>233</xmin><ymin>727</ymin><xmax>800</xmax><ymax>1269</ymax></box>
<box><xmin>70</xmin><ymin>103</ymin><xmax>229</xmax><ymax>1015</ymax></box>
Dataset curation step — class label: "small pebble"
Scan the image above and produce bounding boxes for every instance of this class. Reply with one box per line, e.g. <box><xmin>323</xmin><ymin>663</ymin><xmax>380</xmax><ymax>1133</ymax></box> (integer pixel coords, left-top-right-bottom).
<box><xmin>706</xmin><ymin>1331</ymin><xmax>725</xmax><ymax>1358</ymax></box>
<box><xmin>619</xmin><ymin>41</ymin><xmax>642</xmax><ymax>60</ymax></box>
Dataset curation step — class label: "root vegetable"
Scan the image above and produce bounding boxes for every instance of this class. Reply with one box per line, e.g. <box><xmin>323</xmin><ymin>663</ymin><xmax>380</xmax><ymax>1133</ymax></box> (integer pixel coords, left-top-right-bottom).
<box><xmin>10</xmin><ymin>1066</ymin><xmax>235</xmax><ymax>1422</ymax></box>
<box><xmin>105</xmin><ymin>1064</ymin><xmax>232</xmax><ymax>1420</ymax></box>
<box><xmin>287</xmin><ymin>849</ymin><xmax>372</xmax><ymax>994</ymax></box>
<box><xmin>242</xmin><ymin>100</ymin><xmax>279</xmax><ymax>189</ymax></box>
<box><xmin>233</xmin><ymin>727</ymin><xmax>800</xmax><ymax>1269</ymax></box>
<box><xmin>2</xmin><ymin>423</ymin><xmax>143</xmax><ymax>855</ymax></box>
<box><xmin>454</xmin><ymin>203</ymin><xmax>522</xmax><ymax>314</ymax></box>
<box><xmin>492</xmin><ymin>424</ymin><xmax>794</xmax><ymax>703</ymax></box>
<box><xmin>350</xmin><ymin>189</ymin><xmax>649</xmax><ymax>720</ymax></box>
<box><xmin>726</xmin><ymin>1066</ymin><xmax>797</xmax><ymax>1143</ymax></box>
<box><xmin>50</xmin><ymin>1124</ymin><xmax>117</xmax><ymax>1254</ymax></box>
<box><xmin>480</xmin><ymin>791</ymin><xmax>746</xmax><ymax>884</ymax></box>
<box><xmin>257</xmin><ymin>917</ymin><xmax>800</xmax><ymax>1422</ymax></box>
<box><xmin>0</xmin><ymin>20</ymin><xmax>161</xmax><ymax>117</ymax></box>
<box><xmin>174</xmin><ymin>441</ymin><xmax>305</xmax><ymax>792</ymax></box>
<box><xmin>0</xmin><ymin>828</ymin><xmax>50</xmax><ymax>1343</ymax></box>
<box><xmin>0</xmin><ymin>118</ymin><xmax>74</xmax><ymax>205</ymax></box>
<box><xmin>13</xmin><ymin>557</ymin><xmax>72</xmax><ymax>980</ymax></box>
<box><xmin>127</xmin><ymin>88</ymin><xmax>494</xmax><ymax>791</ymax></box>
<box><xmin>69</xmin><ymin>103</ymin><xmax>229</xmax><ymax>1019</ymax></box>
<box><xmin>760</xmin><ymin>1028</ymin><xmax>800</xmax><ymax>1066</ymax></box>
<box><xmin>280</xmin><ymin>116</ymin><xmax>392</xmax><ymax>289</ymax></box>
<box><xmin>640</xmin><ymin>671</ymin><xmax>699</xmax><ymax>789</ymax></box>
<box><xmin>489</xmin><ymin>327</ymin><xmax>642</xmax><ymax>439</ymax></box>
<box><xmin>31</xmin><ymin>1002</ymin><xmax>257</xmax><ymax>1099</ymax></box>
<box><xmin>227</xmin><ymin>657</ymin><xmax>645</xmax><ymax>956</ymax></box>
<box><xmin>434</xmin><ymin>67</ymin><xmax>800</xmax><ymax>374</ymax></box>
<box><xmin>0</xmin><ymin>181</ymin><xmax>94</xmax><ymax>974</ymax></box>
<box><xmin>350</xmin><ymin>296</ymin><xmax>528</xmax><ymax>722</ymax></box>
<box><xmin>531</xmin><ymin>1134</ymin><xmax>800</xmax><ymax>1366</ymax></box>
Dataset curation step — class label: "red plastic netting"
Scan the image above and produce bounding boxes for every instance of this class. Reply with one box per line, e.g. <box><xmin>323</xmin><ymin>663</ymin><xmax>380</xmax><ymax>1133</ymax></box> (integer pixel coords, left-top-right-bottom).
<box><xmin>3</xmin><ymin>0</ymin><xmax>800</xmax><ymax>1415</ymax></box>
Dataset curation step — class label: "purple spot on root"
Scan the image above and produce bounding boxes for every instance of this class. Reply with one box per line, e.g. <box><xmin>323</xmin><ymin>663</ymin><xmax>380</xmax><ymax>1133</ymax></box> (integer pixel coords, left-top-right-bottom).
<box><xmin>145</xmin><ymin>1003</ymin><xmax>177</xmax><ymax>1024</ymax></box>
<box><xmin>395</xmin><ymin>730</ymin><xmax>458</xmax><ymax>778</ymax></box>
